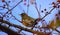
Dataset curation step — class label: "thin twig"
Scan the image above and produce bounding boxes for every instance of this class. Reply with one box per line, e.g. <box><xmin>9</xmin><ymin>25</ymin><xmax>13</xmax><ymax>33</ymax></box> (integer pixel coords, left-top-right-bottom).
<box><xmin>41</xmin><ymin>7</ymin><xmax>55</xmax><ymax>20</ymax></box>
<box><xmin>35</xmin><ymin>1</ymin><xmax>41</xmax><ymax>18</ymax></box>
<box><xmin>3</xmin><ymin>0</ymin><xmax>23</xmax><ymax>17</ymax></box>
<box><xmin>11</xmin><ymin>13</ymin><xmax>22</xmax><ymax>23</ymax></box>
<box><xmin>55</xmin><ymin>28</ymin><xmax>60</xmax><ymax>33</ymax></box>
<box><xmin>35</xmin><ymin>7</ymin><xmax>55</xmax><ymax>23</ymax></box>
<box><xmin>27</xmin><ymin>0</ymin><xmax>29</xmax><ymax>14</ymax></box>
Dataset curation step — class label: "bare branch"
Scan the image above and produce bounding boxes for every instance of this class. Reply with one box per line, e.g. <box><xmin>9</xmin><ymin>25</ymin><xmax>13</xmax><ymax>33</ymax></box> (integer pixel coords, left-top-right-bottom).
<box><xmin>0</xmin><ymin>18</ymin><xmax>49</xmax><ymax>35</ymax></box>
<box><xmin>0</xmin><ymin>24</ymin><xmax>20</xmax><ymax>35</ymax></box>
<box><xmin>55</xmin><ymin>28</ymin><xmax>60</xmax><ymax>33</ymax></box>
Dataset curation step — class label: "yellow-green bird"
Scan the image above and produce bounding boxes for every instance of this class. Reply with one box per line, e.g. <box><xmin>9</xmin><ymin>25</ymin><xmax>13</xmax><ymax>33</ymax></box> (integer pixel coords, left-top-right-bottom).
<box><xmin>20</xmin><ymin>13</ymin><xmax>40</xmax><ymax>27</ymax></box>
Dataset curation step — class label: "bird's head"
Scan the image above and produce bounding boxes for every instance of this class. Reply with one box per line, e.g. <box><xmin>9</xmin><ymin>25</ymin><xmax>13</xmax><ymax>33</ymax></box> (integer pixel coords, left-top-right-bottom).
<box><xmin>20</xmin><ymin>13</ymin><xmax>27</xmax><ymax>17</ymax></box>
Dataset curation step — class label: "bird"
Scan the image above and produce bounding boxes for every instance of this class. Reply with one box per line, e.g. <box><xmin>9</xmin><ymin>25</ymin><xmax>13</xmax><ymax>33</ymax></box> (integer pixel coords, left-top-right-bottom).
<box><xmin>19</xmin><ymin>13</ymin><xmax>40</xmax><ymax>28</ymax></box>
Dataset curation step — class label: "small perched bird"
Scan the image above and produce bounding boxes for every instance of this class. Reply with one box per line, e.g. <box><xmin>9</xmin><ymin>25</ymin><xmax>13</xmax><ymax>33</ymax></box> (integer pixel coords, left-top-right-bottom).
<box><xmin>20</xmin><ymin>13</ymin><xmax>40</xmax><ymax>28</ymax></box>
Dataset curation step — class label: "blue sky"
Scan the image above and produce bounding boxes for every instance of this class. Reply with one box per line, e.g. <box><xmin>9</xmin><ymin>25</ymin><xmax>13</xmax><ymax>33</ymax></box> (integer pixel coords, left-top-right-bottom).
<box><xmin>0</xmin><ymin>0</ymin><xmax>58</xmax><ymax>35</ymax></box>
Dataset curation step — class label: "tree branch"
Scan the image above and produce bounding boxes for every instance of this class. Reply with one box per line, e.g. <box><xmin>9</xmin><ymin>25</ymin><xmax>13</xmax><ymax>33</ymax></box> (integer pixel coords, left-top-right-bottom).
<box><xmin>0</xmin><ymin>18</ymin><xmax>35</xmax><ymax>34</ymax></box>
<box><xmin>0</xmin><ymin>24</ymin><xmax>20</xmax><ymax>35</ymax></box>
<box><xmin>0</xmin><ymin>18</ymin><xmax>48</xmax><ymax>35</ymax></box>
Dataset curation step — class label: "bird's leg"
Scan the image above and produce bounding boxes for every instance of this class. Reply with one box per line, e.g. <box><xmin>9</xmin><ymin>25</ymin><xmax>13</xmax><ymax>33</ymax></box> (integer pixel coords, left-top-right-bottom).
<box><xmin>31</xmin><ymin>26</ymin><xmax>35</xmax><ymax>29</ymax></box>
<box><xmin>31</xmin><ymin>18</ymin><xmax>41</xmax><ymax>29</ymax></box>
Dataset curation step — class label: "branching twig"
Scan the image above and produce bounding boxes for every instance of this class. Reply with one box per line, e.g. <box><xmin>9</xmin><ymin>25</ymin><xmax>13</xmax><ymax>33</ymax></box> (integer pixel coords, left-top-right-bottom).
<box><xmin>3</xmin><ymin>0</ymin><xmax>23</xmax><ymax>17</ymax></box>
<box><xmin>41</xmin><ymin>7</ymin><xmax>55</xmax><ymax>20</ymax></box>
<box><xmin>11</xmin><ymin>13</ymin><xmax>22</xmax><ymax>23</ymax></box>
<box><xmin>35</xmin><ymin>7</ymin><xmax>55</xmax><ymax>23</ymax></box>
<box><xmin>35</xmin><ymin>2</ymin><xmax>41</xmax><ymax>18</ymax></box>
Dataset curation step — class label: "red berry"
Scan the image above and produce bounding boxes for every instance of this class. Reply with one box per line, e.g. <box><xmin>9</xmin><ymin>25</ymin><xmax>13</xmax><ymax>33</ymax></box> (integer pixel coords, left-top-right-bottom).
<box><xmin>2</xmin><ymin>0</ymin><xmax>5</xmax><ymax>2</ymax></box>
<box><xmin>53</xmin><ymin>5</ymin><xmax>56</xmax><ymax>8</ymax></box>
<box><xmin>24</xmin><ymin>2</ymin><xmax>26</xmax><ymax>5</ymax></box>
<box><xmin>57</xmin><ymin>0</ymin><xmax>60</xmax><ymax>2</ymax></box>
<box><xmin>44</xmin><ymin>8</ymin><xmax>47</xmax><ymax>11</ymax></box>
<box><xmin>52</xmin><ymin>2</ymin><xmax>55</xmax><ymax>4</ymax></box>
<box><xmin>55</xmin><ymin>14</ymin><xmax>58</xmax><ymax>16</ymax></box>
<box><xmin>41</xmin><ymin>10</ymin><xmax>43</xmax><ymax>13</ymax></box>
